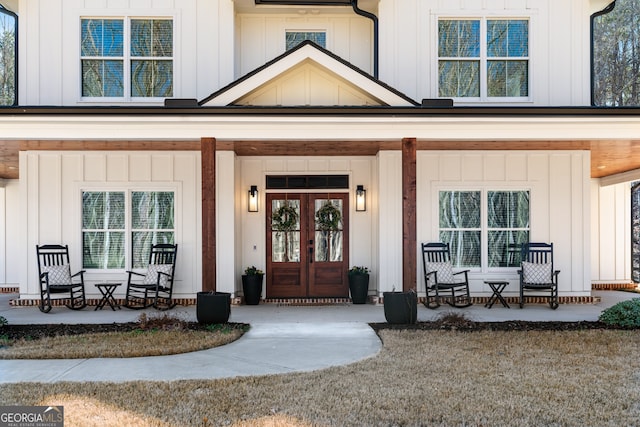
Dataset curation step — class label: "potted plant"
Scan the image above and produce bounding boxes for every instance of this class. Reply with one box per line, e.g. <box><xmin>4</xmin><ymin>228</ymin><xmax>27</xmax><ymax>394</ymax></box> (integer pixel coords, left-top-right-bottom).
<box><xmin>196</xmin><ymin>291</ymin><xmax>231</xmax><ymax>324</ymax></box>
<box><xmin>383</xmin><ymin>288</ymin><xmax>417</xmax><ymax>324</ymax></box>
<box><xmin>348</xmin><ymin>266</ymin><xmax>370</xmax><ymax>304</ymax></box>
<box><xmin>242</xmin><ymin>265</ymin><xmax>264</xmax><ymax>305</ymax></box>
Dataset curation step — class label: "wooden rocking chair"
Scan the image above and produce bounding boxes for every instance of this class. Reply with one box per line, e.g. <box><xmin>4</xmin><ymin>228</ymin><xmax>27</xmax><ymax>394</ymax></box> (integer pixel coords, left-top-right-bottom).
<box><xmin>36</xmin><ymin>244</ymin><xmax>86</xmax><ymax>313</ymax></box>
<box><xmin>518</xmin><ymin>242</ymin><xmax>560</xmax><ymax>309</ymax></box>
<box><xmin>124</xmin><ymin>243</ymin><xmax>178</xmax><ymax>310</ymax></box>
<box><xmin>421</xmin><ymin>242</ymin><xmax>473</xmax><ymax>309</ymax></box>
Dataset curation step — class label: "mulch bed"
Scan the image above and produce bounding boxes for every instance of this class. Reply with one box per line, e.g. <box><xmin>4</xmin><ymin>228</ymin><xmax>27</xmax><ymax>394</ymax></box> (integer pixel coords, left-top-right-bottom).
<box><xmin>2</xmin><ymin>320</ymin><xmax>635</xmax><ymax>342</ymax></box>
<box><xmin>370</xmin><ymin>320</ymin><xmax>637</xmax><ymax>332</ymax></box>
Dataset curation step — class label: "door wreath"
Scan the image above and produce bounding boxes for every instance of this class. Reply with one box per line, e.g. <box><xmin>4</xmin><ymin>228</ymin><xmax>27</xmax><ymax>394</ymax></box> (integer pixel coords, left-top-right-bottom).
<box><xmin>272</xmin><ymin>203</ymin><xmax>299</xmax><ymax>232</ymax></box>
<box><xmin>315</xmin><ymin>201</ymin><xmax>342</xmax><ymax>231</ymax></box>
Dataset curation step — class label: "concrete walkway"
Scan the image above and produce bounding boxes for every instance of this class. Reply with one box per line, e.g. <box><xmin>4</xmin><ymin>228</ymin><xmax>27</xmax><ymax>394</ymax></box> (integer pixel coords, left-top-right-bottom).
<box><xmin>0</xmin><ymin>290</ymin><xmax>637</xmax><ymax>383</ymax></box>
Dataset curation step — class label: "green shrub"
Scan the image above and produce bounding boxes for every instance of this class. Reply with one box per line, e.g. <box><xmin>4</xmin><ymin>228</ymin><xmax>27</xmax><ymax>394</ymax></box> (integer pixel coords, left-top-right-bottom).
<box><xmin>0</xmin><ymin>315</ymin><xmax>7</xmax><ymax>327</ymax></box>
<box><xmin>599</xmin><ymin>298</ymin><xmax>640</xmax><ymax>327</ymax></box>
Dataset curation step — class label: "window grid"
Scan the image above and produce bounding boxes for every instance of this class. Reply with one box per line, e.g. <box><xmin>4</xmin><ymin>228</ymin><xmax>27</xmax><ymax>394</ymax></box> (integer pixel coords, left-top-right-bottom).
<box><xmin>438</xmin><ymin>189</ymin><xmax>530</xmax><ymax>270</ymax></box>
<box><xmin>81</xmin><ymin>190</ymin><xmax>175</xmax><ymax>270</ymax></box>
<box><xmin>438</xmin><ymin>17</ymin><xmax>529</xmax><ymax>101</ymax></box>
<box><xmin>285</xmin><ymin>31</ymin><xmax>327</xmax><ymax>50</ymax></box>
<box><xmin>81</xmin><ymin>17</ymin><xmax>173</xmax><ymax>101</ymax></box>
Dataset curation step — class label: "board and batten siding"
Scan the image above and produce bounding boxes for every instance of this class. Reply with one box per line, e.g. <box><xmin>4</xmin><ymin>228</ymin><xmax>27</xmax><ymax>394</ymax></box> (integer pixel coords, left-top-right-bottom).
<box><xmin>236</xmin><ymin>14</ymin><xmax>373</xmax><ymax>78</ymax></box>
<box><xmin>417</xmin><ymin>150</ymin><xmax>592</xmax><ymax>297</ymax></box>
<box><xmin>590</xmin><ymin>180</ymin><xmax>632</xmax><ymax>284</ymax></box>
<box><xmin>18</xmin><ymin>0</ymin><xmax>609</xmax><ymax>107</ymax></box>
<box><xmin>378</xmin><ymin>0</ymin><xmax>597</xmax><ymax>106</ymax></box>
<box><xmin>19</xmin><ymin>151</ymin><xmax>202</xmax><ymax>300</ymax></box>
<box><xmin>18</xmin><ymin>0</ymin><xmax>235</xmax><ymax>106</ymax></box>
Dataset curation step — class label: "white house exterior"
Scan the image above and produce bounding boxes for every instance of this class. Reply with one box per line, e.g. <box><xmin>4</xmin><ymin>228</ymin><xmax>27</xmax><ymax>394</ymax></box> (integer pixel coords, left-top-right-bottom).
<box><xmin>0</xmin><ymin>0</ymin><xmax>636</xmax><ymax>308</ymax></box>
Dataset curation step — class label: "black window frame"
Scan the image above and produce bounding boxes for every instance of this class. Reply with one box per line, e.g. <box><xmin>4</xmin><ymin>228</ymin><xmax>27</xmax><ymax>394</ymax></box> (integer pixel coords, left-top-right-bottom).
<box><xmin>0</xmin><ymin>4</ymin><xmax>17</xmax><ymax>106</ymax></box>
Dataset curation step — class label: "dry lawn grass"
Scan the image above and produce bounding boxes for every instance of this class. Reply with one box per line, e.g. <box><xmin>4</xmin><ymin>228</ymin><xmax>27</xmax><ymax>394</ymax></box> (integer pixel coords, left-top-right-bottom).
<box><xmin>0</xmin><ymin>328</ymin><xmax>244</xmax><ymax>359</ymax></box>
<box><xmin>1</xmin><ymin>329</ymin><xmax>639</xmax><ymax>426</ymax></box>
<box><xmin>0</xmin><ymin>313</ymin><xmax>247</xmax><ymax>359</ymax></box>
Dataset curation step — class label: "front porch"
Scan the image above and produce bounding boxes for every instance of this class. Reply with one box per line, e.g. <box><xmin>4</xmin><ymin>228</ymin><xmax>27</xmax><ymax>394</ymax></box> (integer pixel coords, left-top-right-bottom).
<box><xmin>1</xmin><ymin>288</ymin><xmax>636</xmax><ymax>325</ymax></box>
<box><xmin>6</xmin><ymin>284</ymin><xmax>629</xmax><ymax>308</ymax></box>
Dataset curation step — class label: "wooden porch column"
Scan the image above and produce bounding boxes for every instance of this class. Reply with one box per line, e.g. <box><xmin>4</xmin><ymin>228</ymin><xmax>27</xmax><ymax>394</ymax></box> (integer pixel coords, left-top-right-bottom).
<box><xmin>402</xmin><ymin>138</ymin><xmax>417</xmax><ymax>292</ymax></box>
<box><xmin>201</xmin><ymin>137</ymin><xmax>216</xmax><ymax>292</ymax></box>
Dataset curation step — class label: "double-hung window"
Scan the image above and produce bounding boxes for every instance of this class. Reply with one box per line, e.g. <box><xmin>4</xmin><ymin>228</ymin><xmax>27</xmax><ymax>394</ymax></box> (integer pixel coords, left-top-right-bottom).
<box><xmin>82</xmin><ymin>190</ymin><xmax>175</xmax><ymax>270</ymax></box>
<box><xmin>439</xmin><ymin>190</ymin><xmax>530</xmax><ymax>269</ymax></box>
<box><xmin>81</xmin><ymin>17</ymin><xmax>173</xmax><ymax>100</ymax></box>
<box><xmin>438</xmin><ymin>18</ymin><xmax>529</xmax><ymax>100</ymax></box>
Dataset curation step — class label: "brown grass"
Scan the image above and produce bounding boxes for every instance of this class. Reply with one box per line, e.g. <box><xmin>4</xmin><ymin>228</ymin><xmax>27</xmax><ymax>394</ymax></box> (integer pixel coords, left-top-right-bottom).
<box><xmin>0</xmin><ymin>314</ymin><xmax>247</xmax><ymax>359</ymax></box>
<box><xmin>1</xmin><ymin>329</ymin><xmax>639</xmax><ymax>426</ymax></box>
<box><xmin>0</xmin><ymin>328</ymin><xmax>244</xmax><ymax>359</ymax></box>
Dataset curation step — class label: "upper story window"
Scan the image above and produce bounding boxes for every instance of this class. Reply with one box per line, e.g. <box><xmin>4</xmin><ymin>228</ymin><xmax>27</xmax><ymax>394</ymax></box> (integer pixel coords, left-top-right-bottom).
<box><xmin>286</xmin><ymin>31</ymin><xmax>326</xmax><ymax>50</ymax></box>
<box><xmin>81</xmin><ymin>17</ymin><xmax>173</xmax><ymax>100</ymax></box>
<box><xmin>0</xmin><ymin>5</ymin><xmax>17</xmax><ymax>106</ymax></box>
<box><xmin>438</xmin><ymin>18</ymin><xmax>529</xmax><ymax>101</ymax></box>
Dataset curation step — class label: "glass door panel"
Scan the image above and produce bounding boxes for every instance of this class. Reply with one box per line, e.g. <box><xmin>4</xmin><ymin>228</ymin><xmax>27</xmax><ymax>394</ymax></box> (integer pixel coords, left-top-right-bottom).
<box><xmin>271</xmin><ymin>199</ymin><xmax>301</xmax><ymax>263</ymax></box>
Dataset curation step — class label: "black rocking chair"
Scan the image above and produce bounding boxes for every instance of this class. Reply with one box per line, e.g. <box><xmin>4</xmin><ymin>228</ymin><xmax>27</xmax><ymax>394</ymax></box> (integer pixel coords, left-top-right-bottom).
<box><xmin>421</xmin><ymin>242</ymin><xmax>473</xmax><ymax>309</ymax></box>
<box><xmin>518</xmin><ymin>242</ymin><xmax>560</xmax><ymax>309</ymax></box>
<box><xmin>36</xmin><ymin>244</ymin><xmax>87</xmax><ymax>313</ymax></box>
<box><xmin>125</xmin><ymin>243</ymin><xmax>178</xmax><ymax>310</ymax></box>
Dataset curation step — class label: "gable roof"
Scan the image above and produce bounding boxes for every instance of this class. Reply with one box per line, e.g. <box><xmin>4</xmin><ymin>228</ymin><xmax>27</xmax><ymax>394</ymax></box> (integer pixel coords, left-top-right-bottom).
<box><xmin>199</xmin><ymin>40</ymin><xmax>419</xmax><ymax>107</ymax></box>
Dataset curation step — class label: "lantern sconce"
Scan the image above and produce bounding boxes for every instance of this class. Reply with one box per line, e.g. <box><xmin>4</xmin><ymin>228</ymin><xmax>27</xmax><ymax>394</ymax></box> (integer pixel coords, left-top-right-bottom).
<box><xmin>248</xmin><ymin>185</ymin><xmax>259</xmax><ymax>212</ymax></box>
<box><xmin>355</xmin><ymin>185</ymin><xmax>367</xmax><ymax>212</ymax></box>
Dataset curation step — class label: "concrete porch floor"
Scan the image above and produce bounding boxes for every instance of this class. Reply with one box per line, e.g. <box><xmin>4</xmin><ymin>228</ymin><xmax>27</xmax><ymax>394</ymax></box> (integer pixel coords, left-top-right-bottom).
<box><xmin>0</xmin><ymin>289</ymin><xmax>636</xmax><ymax>325</ymax></box>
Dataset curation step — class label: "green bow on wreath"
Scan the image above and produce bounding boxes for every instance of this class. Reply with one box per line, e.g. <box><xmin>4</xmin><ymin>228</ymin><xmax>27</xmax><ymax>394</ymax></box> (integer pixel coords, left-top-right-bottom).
<box><xmin>315</xmin><ymin>201</ymin><xmax>342</xmax><ymax>231</ymax></box>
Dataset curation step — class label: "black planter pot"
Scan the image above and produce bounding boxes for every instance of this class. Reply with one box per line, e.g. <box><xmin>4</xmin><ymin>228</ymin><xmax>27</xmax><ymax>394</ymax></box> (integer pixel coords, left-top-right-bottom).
<box><xmin>196</xmin><ymin>291</ymin><xmax>231</xmax><ymax>324</ymax></box>
<box><xmin>348</xmin><ymin>273</ymin><xmax>370</xmax><ymax>304</ymax></box>
<box><xmin>383</xmin><ymin>291</ymin><xmax>417</xmax><ymax>324</ymax></box>
<box><xmin>242</xmin><ymin>274</ymin><xmax>263</xmax><ymax>305</ymax></box>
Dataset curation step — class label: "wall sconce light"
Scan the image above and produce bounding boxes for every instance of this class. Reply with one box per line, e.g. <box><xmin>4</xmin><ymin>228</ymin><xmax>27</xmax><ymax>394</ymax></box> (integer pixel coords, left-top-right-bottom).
<box><xmin>248</xmin><ymin>185</ymin><xmax>259</xmax><ymax>212</ymax></box>
<box><xmin>355</xmin><ymin>185</ymin><xmax>366</xmax><ymax>212</ymax></box>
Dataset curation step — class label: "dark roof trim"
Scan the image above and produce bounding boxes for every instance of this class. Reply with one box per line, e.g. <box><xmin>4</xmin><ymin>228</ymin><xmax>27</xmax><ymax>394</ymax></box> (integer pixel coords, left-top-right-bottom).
<box><xmin>255</xmin><ymin>0</ymin><xmax>352</xmax><ymax>4</ymax></box>
<box><xmin>350</xmin><ymin>0</ymin><xmax>378</xmax><ymax>78</ymax></box>
<box><xmin>198</xmin><ymin>40</ymin><xmax>418</xmax><ymax>106</ymax></box>
<box><xmin>2</xmin><ymin>105</ymin><xmax>640</xmax><ymax>117</ymax></box>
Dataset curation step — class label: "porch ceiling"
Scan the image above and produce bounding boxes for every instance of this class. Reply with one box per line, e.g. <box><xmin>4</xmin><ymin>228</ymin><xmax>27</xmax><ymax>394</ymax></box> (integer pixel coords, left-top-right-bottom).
<box><xmin>0</xmin><ymin>139</ymin><xmax>637</xmax><ymax>181</ymax></box>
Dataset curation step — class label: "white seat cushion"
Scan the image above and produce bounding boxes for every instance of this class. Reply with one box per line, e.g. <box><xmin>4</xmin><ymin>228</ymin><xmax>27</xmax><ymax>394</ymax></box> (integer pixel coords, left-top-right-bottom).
<box><xmin>42</xmin><ymin>265</ymin><xmax>72</xmax><ymax>285</ymax></box>
<box><xmin>143</xmin><ymin>264</ymin><xmax>173</xmax><ymax>288</ymax></box>
<box><xmin>522</xmin><ymin>261</ymin><xmax>552</xmax><ymax>284</ymax></box>
<box><xmin>426</xmin><ymin>261</ymin><xmax>455</xmax><ymax>283</ymax></box>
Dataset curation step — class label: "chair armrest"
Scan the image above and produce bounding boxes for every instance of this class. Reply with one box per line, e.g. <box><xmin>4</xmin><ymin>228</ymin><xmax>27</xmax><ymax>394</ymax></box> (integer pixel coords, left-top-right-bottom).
<box><xmin>453</xmin><ymin>269</ymin><xmax>470</xmax><ymax>282</ymax></box>
<box><xmin>71</xmin><ymin>270</ymin><xmax>86</xmax><ymax>278</ymax></box>
<box><xmin>424</xmin><ymin>270</ymin><xmax>437</xmax><ymax>282</ymax></box>
<box><xmin>452</xmin><ymin>269</ymin><xmax>470</xmax><ymax>276</ymax></box>
<box><xmin>127</xmin><ymin>271</ymin><xmax>146</xmax><ymax>280</ymax></box>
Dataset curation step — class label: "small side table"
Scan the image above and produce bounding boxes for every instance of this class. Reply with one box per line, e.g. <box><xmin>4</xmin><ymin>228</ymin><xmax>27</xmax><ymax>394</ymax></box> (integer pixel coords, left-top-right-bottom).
<box><xmin>95</xmin><ymin>283</ymin><xmax>122</xmax><ymax>311</ymax></box>
<box><xmin>484</xmin><ymin>281</ymin><xmax>510</xmax><ymax>309</ymax></box>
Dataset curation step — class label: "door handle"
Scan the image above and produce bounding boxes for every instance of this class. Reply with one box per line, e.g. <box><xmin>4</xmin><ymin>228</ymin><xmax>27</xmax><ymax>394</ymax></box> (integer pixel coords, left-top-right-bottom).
<box><xmin>309</xmin><ymin>246</ymin><xmax>313</xmax><ymax>263</ymax></box>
